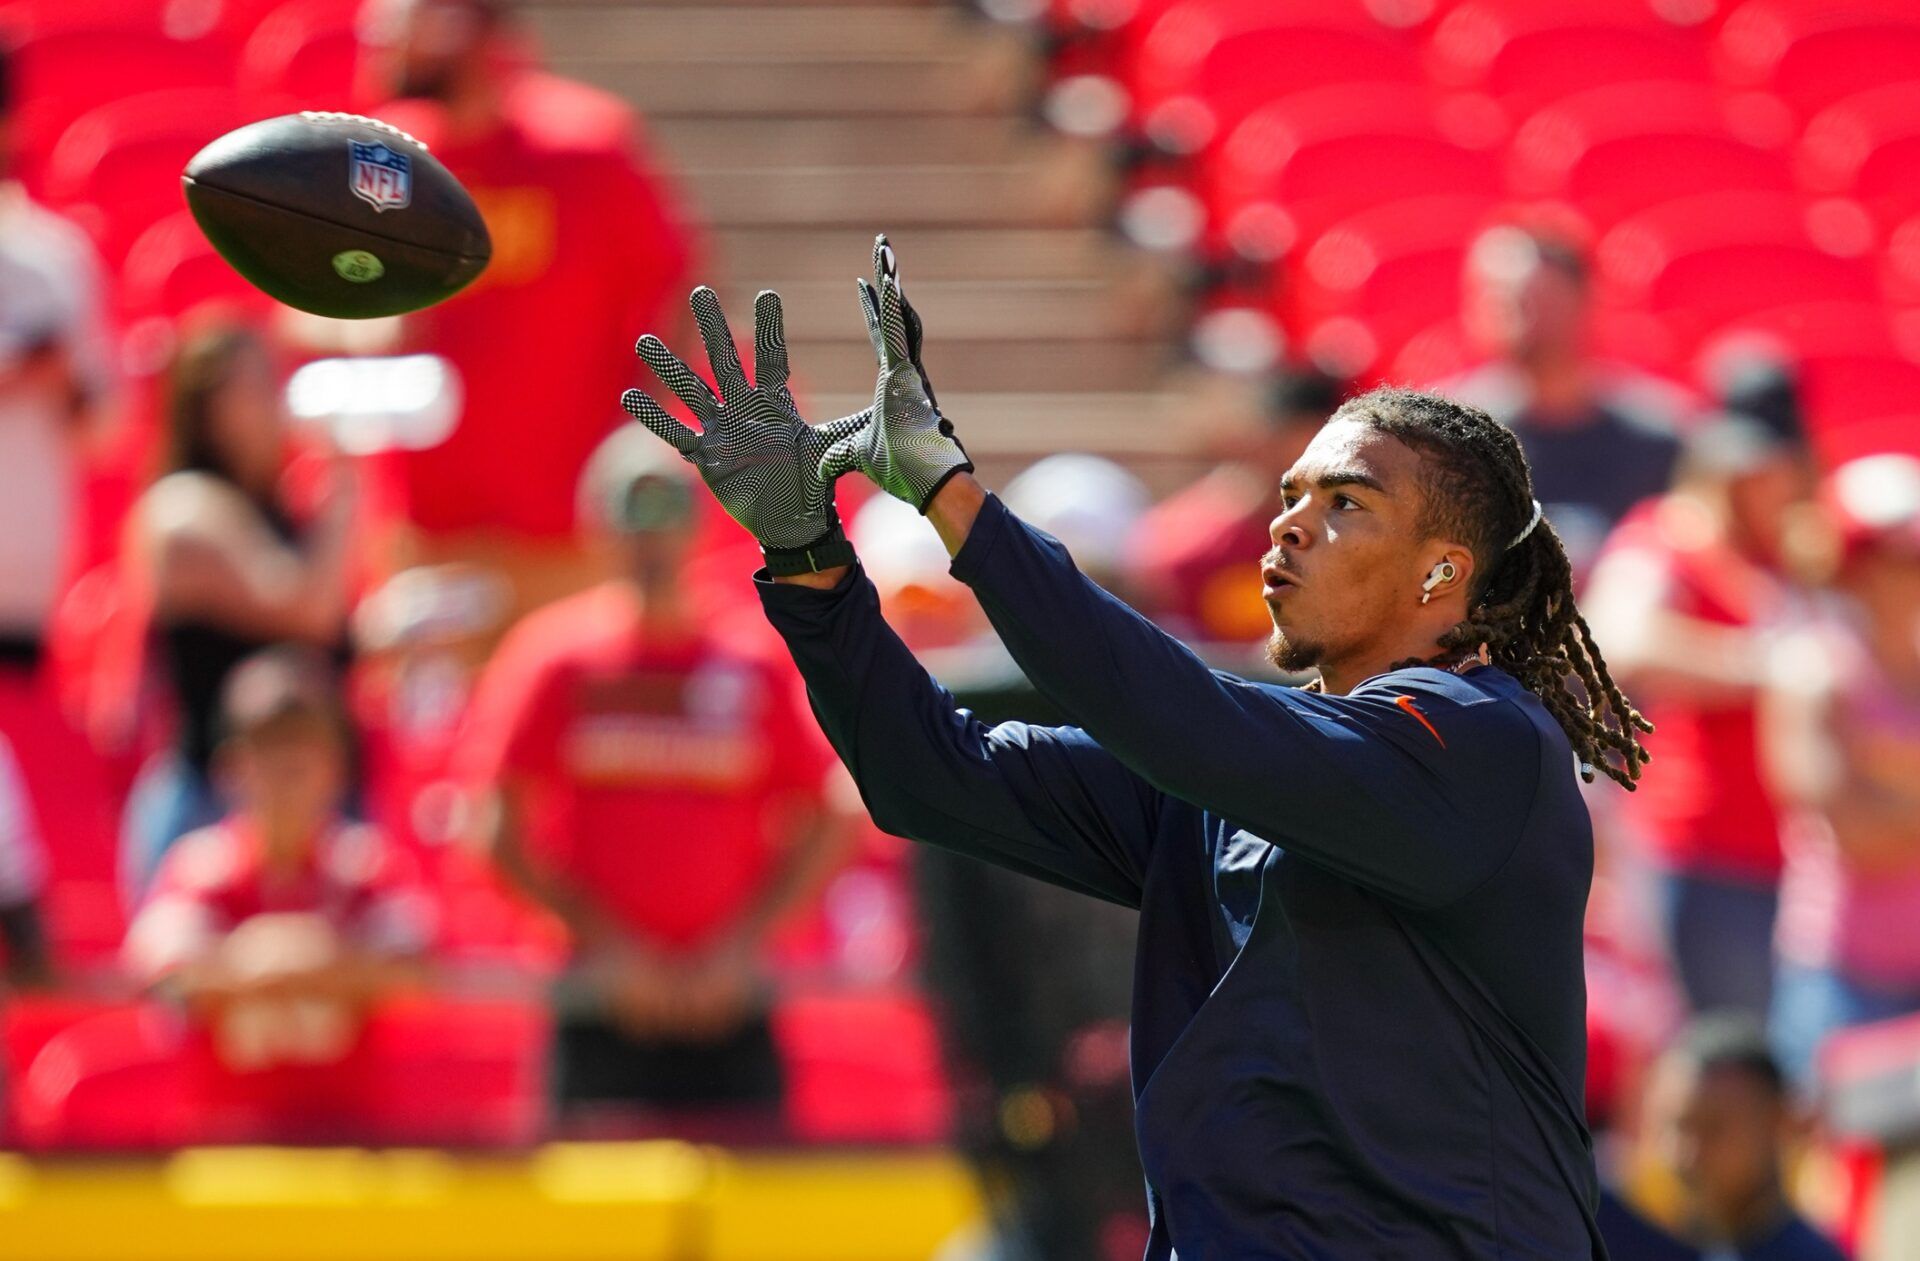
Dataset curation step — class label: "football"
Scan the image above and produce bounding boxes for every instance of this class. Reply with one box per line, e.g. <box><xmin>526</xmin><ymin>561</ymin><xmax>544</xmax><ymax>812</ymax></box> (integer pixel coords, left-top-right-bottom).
<box><xmin>182</xmin><ymin>112</ymin><xmax>491</xmax><ymax>320</ymax></box>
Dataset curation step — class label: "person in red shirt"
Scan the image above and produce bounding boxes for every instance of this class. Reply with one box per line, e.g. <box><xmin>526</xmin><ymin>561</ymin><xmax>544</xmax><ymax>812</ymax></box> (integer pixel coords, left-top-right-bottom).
<box><xmin>124</xmin><ymin>646</ymin><xmax>433</xmax><ymax>1093</ymax></box>
<box><xmin>357</xmin><ymin>0</ymin><xmax>699</xmax><ymax>615</ymax></box>
<box><xmin>1585</xmin><ymin>415</ymin><xmax>1813</xmax><ymax>1018</ymax></box>
<box><xmin>466</xmin><ymin>427</ymin><xmax>852</xmax><ymax>1121</ymax></box>
<box><xmin>1129</xmin><ymin>367</ymin><xmax>1341</xmax><ymax>644</ymax></box>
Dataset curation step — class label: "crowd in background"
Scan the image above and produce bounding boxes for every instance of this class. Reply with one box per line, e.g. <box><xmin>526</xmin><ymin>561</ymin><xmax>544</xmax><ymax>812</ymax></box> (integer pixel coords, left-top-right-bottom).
<box><xmin>2</xmin><ymin>2</ymin><xmax>1920</xmax><ymax>1260</ymax></box>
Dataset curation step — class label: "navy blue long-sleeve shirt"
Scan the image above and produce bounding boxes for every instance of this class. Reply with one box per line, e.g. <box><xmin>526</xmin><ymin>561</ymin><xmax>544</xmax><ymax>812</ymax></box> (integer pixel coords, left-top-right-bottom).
<box><xmin>758</xmin><ymin>494</ymin><xmax>1603</xmax><ymax>1259</ymax></box>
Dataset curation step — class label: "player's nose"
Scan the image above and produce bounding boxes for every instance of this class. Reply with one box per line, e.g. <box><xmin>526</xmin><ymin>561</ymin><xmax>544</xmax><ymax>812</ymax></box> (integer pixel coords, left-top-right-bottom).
<box><xmin>1269</xmin><ymin>512</ymin><xmax>1310</xmax><ymax>550</ymax></box>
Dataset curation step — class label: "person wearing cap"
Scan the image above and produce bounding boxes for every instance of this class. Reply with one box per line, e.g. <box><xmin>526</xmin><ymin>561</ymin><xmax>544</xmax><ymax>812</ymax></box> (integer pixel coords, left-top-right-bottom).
<box><xmin>463</xmin><ymin>427</ymin><xmax>851</xmax><ymax>1123</ymax></box>
<box><xmin>123</xmin><ymin>647</ymin><xmax>435</xmax><ymax>1088</ymax></box>
<box><xmin>1585</xmin><ymin>415</ymin><xmax>1813</xmax><ymax>1019</ymax></box>
<box><xmin>1762</xmin><ymin>454</ymin><xmax>1920</xmax><ymax>1085</ymax></box>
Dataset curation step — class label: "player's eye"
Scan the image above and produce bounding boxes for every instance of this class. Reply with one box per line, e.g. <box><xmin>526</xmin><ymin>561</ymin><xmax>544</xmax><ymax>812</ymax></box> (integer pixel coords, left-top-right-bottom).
<box><xmin>1332</xmin><ymin>493</ymin><xmax>1361</xmax><ymax>510</ymax></box>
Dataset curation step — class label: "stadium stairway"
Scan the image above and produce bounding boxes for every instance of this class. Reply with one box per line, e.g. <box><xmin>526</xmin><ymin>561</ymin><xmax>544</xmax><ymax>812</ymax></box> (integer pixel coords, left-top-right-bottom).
<box><xmin>518</xmin><ymin>0</ymin><xmax>1201</xmax><ymax>490</ymax></box>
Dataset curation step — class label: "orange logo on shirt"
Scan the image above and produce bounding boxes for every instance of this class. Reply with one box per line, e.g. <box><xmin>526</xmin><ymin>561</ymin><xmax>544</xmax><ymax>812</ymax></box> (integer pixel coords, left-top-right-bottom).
<box><xmin>465</xmin><ymin>187</ymin><xmax>558</xmax><ymax>290</ymax></box>
<box><xmin>1394</xmin><ymin>695</ymin><xmax>1446</xmax><ymax>748</ymax></box>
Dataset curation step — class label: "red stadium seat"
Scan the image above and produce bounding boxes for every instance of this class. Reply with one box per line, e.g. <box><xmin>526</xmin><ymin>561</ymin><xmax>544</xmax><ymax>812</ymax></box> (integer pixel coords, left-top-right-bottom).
<box><xmin>12</xmin><ymin>1005</ymin><xmax>194</xmax><ymax>1150</ymax></box>
<box><xmin>46</xmin><ymin>89</ymin><xmax>290</xmax><ymax>266</ymax></box>
<box><xmin>1716</xmin><ymin>0</ymin><xmax>1920</xmax><ymax>122</ymax></box>
<box><xmin>1</xmin><ymin>22</ymin><xmax>236</xmax><ymax>196</ymax></box>
<box><xmin>1597</xmin><ymin>192</ymin><xmax>1879</xmax><ymax>355</ymax></box>
<box><xmin>1209</xmin><ymin>83</ymin><xmax>1503</xmax><ymax>266</ymax></box>
<box><xmin>208</xmin><ymin>0</ymin><xmax>358</xmax><ymax>41</ymax></box>
<box><xmin>356</xmin><ymin>999</ymin><xmax>548</xmax><ymax>1146</ymax></box>
<box><xmin>1129</xmin><ymin>2</ymin><xmax>1423</xmax><ymax>156</ymax></box>
<box><xmin>120</xmin><ymin>211</ymin><xmax>275</xmax><ymax>324</ymax></box>
<box><xmin>1426</xmin><ymin>0</ymin><xmax>1713</xmax><ymax>118</ymax></box>
<box><xmin>1508</xmin><ymin>81</ymin><xmax>1795</xmax><ymax>229</ymax></box>
<box><xmin>1798</xmin><ymin>84</ymin><xmax>1920</xmax><ymax>231</ymax></box>
<box><xmin>1291</xmin><ymin>194</ymin><xmax>1499</xmax><ymax>378</ymax></box>
<box><xmin>775</xmin><ymin>989</ymin><xmax>952</xmax><ymax>1144</ymax></box>
<box><xmin>13</xmin><ymin>998</ymin><xmax>549</xmax><ymax>1149</ymax></box>
<box><xmin>238</xmin><ymin>0</ymin><xmax>366</xmax><ymax>108</ymax></box>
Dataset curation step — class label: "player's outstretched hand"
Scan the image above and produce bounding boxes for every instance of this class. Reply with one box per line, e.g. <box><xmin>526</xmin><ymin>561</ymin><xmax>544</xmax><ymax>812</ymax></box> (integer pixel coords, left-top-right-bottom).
<box><xmin>622</xmin><ymin>287</ymin><xmax>868</xmax><ymax>575</ymax></box>
<box><xmin>819</xmin><ymin>235</ymin><xmax>973</xmax><ymax>513</ymax></box>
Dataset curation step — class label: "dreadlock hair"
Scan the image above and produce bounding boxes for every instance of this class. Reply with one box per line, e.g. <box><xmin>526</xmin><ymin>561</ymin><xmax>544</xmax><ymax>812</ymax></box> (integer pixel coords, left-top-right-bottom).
<box><xmin>1333</xmin><ymin>386</ymin><xmax>1653</xmax><ymax>790</ymax></box>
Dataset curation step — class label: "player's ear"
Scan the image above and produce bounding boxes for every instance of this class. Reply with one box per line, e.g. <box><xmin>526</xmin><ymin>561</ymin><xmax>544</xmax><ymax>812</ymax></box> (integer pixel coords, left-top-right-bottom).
<box><xmin>1417</xmin><ymin>545</ymin><xmax>1474</xmax><ymax>606</ymax></box>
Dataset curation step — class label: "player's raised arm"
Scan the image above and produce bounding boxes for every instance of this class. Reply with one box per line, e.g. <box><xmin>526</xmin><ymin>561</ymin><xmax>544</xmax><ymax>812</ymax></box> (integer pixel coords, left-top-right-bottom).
<box><xmin>834</xmin><ymin>245</ymin><xmax>1649</xmax><ymax>909</ymax></box>
<box><xmin>757</xmin><ymin>565</ymin><xmax>1158</xmax><ymax>907</ymax></box>
<box><xmin>621</xmin><ymin>285</ymin><xmax>1160</xmax><ymax>907</ymax></box>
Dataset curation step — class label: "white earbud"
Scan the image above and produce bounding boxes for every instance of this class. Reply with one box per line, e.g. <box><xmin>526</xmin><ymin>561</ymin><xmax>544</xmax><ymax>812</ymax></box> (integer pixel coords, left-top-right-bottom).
<box><xmin>1420</xmin><ymin>561</ymin><xmax>1457</xmax><ymax>604</ymax></box>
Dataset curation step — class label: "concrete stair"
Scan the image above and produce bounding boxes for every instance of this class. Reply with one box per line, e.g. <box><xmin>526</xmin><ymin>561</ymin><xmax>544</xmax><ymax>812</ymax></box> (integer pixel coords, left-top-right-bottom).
<box><xmin>520</xmin><ymin>0</ymin><xmax>1194</xmax><ymax>485</ymax></box>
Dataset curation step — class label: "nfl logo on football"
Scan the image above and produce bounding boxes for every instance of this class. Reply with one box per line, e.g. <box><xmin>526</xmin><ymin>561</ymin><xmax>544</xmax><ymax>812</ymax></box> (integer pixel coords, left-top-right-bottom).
<box><xmin>349</xmin><ymin>141</ymin><xmax>412</xmax><ymax>213</ymax></box>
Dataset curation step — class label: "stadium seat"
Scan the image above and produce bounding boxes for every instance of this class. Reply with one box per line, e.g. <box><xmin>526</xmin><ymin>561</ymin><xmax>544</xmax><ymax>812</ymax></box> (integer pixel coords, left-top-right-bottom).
<box><xmin>12</xmin><ymin>1004</ymin><xmax>194</xmax><ymax>1150</ymax></box>
<box><xmin>1507</xmin><ymin>81</ymin><xmax>1796</xmax><ymax>229</ymax></box>
<box><xmin>356</xmin><ymin>998</ymin><xmax>549</xmax><ymax>1146</ymax></box>
<box><xmin>120</xmin><ymin>211</ymin><xmax>275</xmax><ymax>324</ymax></box>
<box><xmin>15</xmin><ymin>997</ymin><xmax>550</xmax><ymax>1149</ymax></box>
<box><xmin>1208</xmin><ymin>83</ymin><xmax>1503</xmax><ymax>267</ymax></box>
<box><xmin>208</xmin><ymin>0</ymin><xmax>358</xmax><ymax>41</ymax></box>
<box><xmin>1</xmin><ymin>22</ymin><xmax>236</xmax><ymax>196</ymax></box>
<box><xmin>1798</xmin><ymin>84</ymin><xmax>1920</xmax><ymax>231</ymax></box>
<box><xmin>1597</xmin><ymin>192</ymin><xmax>1879</xmax><ymax>354</ymax></box>
<box><xmin>1128</xmin><ymin>2</ymin><xmax>1423</xmax><ymax>157</ymax></box>
<box><xmin>46</xmin><ymin>89</ymin><xmax>289</xmax><ymax>266</ymax></box>
<box><xmin>1715</xmin><ymin>0</ymin><xmax>1920</xmax><ymax>121</ymax></box>
<box><xmin>238</xmin><ymin>0</ymin><xmax>366</xmax><ymax>108</ymax></box>
<box><xmin>1290</xmin><ymin>194</ymin><xmax>1500</xmax><ymax>378</ymax></box>
<box><xmin>775</xmin><ymin>989</ymin><xmax>952</xmax><ymax>1144</ymax></box>
<box><xmin>1426</xmin><ymin>0</ymin><xmax>1714</xmax><ymax>118</ymax></box>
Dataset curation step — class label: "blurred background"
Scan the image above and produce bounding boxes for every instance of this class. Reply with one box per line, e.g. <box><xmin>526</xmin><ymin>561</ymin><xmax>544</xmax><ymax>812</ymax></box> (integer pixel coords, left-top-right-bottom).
<box><xmin>2</xmin><ymin>1</ymin><xmax>1920</xmax><ymax>1258</ymax></box>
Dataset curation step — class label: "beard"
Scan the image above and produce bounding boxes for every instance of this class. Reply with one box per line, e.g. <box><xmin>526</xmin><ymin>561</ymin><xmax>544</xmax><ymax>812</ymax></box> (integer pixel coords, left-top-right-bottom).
<box><xmin>1264</xmin><ymin>626</ymin><xmax>1323</xmax><ymax>674</ymax></box>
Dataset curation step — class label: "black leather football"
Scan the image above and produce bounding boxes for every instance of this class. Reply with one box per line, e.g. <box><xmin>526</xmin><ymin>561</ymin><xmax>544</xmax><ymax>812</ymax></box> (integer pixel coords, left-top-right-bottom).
<box><xmin>183</xmin><ymin>111</ymin><xmax>491</xmax><ymax>319</ymax></box>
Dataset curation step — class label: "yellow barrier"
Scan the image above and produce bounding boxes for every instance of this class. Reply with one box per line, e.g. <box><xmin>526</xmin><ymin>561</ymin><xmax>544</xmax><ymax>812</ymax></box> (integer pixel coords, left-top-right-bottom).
<box><xmin>0</xmin><ymin>1145</ymin><xmax>982</xmax><ymax>1261</ymax></box>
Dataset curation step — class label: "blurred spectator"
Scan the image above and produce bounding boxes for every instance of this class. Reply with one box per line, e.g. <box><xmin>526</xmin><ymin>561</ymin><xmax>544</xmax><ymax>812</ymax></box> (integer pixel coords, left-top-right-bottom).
<box><xmin>123</xmin><ymin>325</ymin><xmax>356</xmax><ymax>898</ymax></box>
<box><xmin>1706</xmin><ymin>347</ymin><xmax>1807</xmax><ymax>451</ymax></box>
<box><xmin>0</xmin><ymin>732</ymin><xmax>51</xmax><ymax>988</ymax></box>
<box><xmin>1586</xmin><ymin>416</ymin><xmax>1811</xmax><ymax>1018</ymax></box>
<box><xmin>1129</xmin><ymin>367</ymin><xmax>1339</xmax><ymax>643</ymax></box>
<box><xmin>848</xmin><ymin>492</ymin><xmax>981</xmax><ymax>653</ymax></box>
<box><xmin>903</xmin><ymin>454</ymin><xmax>1151</xmax><ymax>1261</ymax></box>
<box><xmin>123</xmin><ymin>647</ymin><xmax>433</xmax><ymax>1075</ymax></box>
<box><xmin>1598</xmin><ymin>1187</ymin><xmax>1698</xmax><ymax>1261</ymax></box>
<box><xmin>1005</xmin><ymin>454</ymin><xmax>1150</xmax><ymax>600</ymax></box>
<box><xmin>0</xmin><ymin>37</ymin><xmax>116</xmax><ymax>675</ymax></box>
<box><xmin>360</xmin><ymin>0</ymin><xmax>699</xmax><ymax>617</ymax></box>
<box><xmin>1641</xmin><ymin>1015</ymin><xmax>1845</xmax><ymax>1261</ymax></box>
<box><xmin>1763</xmin><ymin>455</ymin><xmax>1920</xmax><ymax>1086</ymax></box>
<box><xmin>1449</xmin><ymin>224</ymin><xmax>1688</xmax><ymax>574</ymax></box>
<box><xmin>466</xmin><ymin>427</ymin><xmax>850</xmax><ymax>1125</ymax></box>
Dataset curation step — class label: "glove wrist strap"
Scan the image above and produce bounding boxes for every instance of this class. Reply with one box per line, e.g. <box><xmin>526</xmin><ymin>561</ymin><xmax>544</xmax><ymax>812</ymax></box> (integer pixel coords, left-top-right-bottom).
<box><xmin>762</xmin><ymin>524</ymin><xmax>857</xmax><ymax>577</ymax></box>
<box><xmin>915</xmin><ymin>459</ymin><xmax>975</xmax><ymax>515</ymax></box>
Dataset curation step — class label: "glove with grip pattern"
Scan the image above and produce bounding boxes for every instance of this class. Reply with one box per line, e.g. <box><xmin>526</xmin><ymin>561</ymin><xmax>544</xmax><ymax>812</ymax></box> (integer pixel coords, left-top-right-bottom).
<box><xmin>820</xmin><ymin>235</ymin><xmax>973</xmax><ymax>513</ymax></box>
<box><xmin>621</xmin><ymin>286</ymin><xmax>869</xmax><ymax>575</ymax></box>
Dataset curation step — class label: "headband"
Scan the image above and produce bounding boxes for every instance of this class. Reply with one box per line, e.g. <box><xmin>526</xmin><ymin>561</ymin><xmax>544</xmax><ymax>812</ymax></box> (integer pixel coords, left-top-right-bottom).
<box><xmin>1508</xmin><ymin>499</ymin><xmax>1543</xmax><ymax>550</ymax></box>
